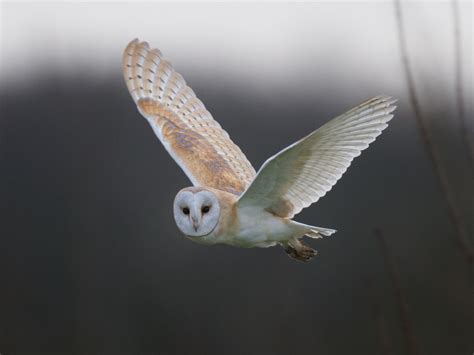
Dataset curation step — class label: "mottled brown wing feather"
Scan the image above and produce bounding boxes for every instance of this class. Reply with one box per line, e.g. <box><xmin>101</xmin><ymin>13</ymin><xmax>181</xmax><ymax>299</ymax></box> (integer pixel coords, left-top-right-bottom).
<box><xmin>123</xmin><ymin>39</ymin><xmax>256</xmax><ymax>195</ymax></box>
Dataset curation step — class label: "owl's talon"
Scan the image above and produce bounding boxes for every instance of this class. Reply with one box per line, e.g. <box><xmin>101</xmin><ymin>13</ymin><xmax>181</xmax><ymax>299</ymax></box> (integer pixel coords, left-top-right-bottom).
<box><xmin>283</xmin><ymin>239</ymin><xmax>317</xmax><ymax>263</ymax></box>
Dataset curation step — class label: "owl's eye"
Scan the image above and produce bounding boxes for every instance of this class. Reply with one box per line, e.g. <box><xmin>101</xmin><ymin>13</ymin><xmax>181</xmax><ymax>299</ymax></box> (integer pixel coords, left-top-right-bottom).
<box><xmin>182</xmin><ymin>207</ymin><xmax>190</xmax><ymax>215</ymax></box>
<box><xmin>201</xmin><ymin>206</ymin><xmax>210</xmax><ymax>214</ymax></box>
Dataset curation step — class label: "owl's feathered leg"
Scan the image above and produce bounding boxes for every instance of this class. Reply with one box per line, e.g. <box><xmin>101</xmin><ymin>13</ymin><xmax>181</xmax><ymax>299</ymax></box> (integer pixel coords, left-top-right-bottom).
<box><xmin>282</xmin><ymin>237</ymin><xmax>317</xmax><ymax>263</ymax></box>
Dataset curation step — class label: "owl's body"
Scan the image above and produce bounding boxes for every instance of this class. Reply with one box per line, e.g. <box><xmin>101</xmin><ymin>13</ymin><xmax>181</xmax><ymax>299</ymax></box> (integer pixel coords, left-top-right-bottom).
<box><xmin>123</xmin><ymin>39</ymin><xmax>397</xmax><ymax>262</ymax></box>
<box><xmin>185</xmin><ymin>187</ymin><xmax>308</xmax><ymax>248</ymax></box>
<box><xmin>173</xmin><ymin>187</ymin><xmax>293</xmax><ymax>248</ymax></box>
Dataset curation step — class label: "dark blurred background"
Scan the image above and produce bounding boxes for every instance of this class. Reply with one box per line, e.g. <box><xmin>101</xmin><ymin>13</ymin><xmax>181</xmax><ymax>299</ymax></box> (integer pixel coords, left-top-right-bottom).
<box><xmin>1</xmin><ymin>2</ymin><xmax>473</xmax><ymax>355</ymax></box>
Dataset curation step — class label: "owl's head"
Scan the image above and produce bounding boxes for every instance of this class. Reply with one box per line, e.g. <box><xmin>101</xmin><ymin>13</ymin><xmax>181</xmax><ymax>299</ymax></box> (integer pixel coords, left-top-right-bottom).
<box><xmin>173</xmin><ymin>187</ymin><xmax>221</xmax><ymax>237</ymax></box>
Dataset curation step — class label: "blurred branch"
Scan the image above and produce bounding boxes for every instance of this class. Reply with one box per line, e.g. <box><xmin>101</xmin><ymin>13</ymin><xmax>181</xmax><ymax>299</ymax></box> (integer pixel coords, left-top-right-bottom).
<box><xmin>375</xmin><ymin>229</ymin><xmax>421</xmax><ymax>355</ymax></box>
<box><xmin>393</xmin><ymin>0</ymin><xmax>473</xmax><ymax>263</ymax></box>
<box><xmin>452</xmin><ymin>0</ymin><xmax>474</xmax><ymax>170</ymax></box>
<box><xmin>367</xmin><ymin>279</ymin><xmax>393</xmax><ymax>355</ymax></box>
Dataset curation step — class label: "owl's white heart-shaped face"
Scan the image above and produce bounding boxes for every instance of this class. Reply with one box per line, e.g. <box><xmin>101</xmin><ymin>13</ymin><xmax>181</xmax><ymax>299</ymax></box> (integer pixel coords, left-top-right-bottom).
<box><xmin>173</xmin><ymin>189</ymin><xmax>220</xmax><ymax>237</ymax></box>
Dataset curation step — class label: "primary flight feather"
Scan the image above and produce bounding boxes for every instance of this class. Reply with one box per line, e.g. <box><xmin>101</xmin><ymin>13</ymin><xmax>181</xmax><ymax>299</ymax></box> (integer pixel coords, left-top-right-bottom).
<box><xmin>123</xmin><ymin>39</ymin><xmax>397</xmax><ymax>262</ymax></box>
<box><xmin>123</xmin><ymin>39</ymin><xmax>255</xmax><ymax>195</ymax></box>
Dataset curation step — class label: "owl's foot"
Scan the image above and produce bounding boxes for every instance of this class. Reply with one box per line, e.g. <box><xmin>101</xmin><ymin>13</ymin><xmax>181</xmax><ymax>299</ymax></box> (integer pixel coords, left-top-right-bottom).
<box><xmin>283</xmin><ymin>238</ymin><xmax>317</xmax><ymax>263</ymax></box>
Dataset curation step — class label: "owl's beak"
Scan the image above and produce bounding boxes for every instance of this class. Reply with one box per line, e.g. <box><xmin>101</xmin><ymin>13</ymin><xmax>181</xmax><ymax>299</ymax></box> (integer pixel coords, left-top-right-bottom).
<box><xmin>192</xmin><ymin>217</ymin><xmax>199</xmax><ymax>231</ymax></box>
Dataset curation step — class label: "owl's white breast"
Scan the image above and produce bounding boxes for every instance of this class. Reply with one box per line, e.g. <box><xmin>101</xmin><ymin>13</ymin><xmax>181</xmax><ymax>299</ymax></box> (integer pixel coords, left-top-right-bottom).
<box><xmin>232</xmin><ymin>206</ymin><xmax>293</xmax><ymax>247</ymax></box>
<box><xmin>183</xmin><ymin>188</ymin><xmax>296</xmax><ymax>248</ymax></box>
<box><xmin>195</xmin><ymin>207</ymin><xmax>292</xmax><ymax>248</ymax></box>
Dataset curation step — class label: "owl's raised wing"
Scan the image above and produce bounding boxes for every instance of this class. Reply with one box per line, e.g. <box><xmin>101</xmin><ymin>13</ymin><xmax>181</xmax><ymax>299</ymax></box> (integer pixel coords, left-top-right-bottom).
<box><xmin>237</xmin><ymin>96</ymin><xmax>397</xmax><ymax>218</ymax></box>
<box><xmin>123</xmin><ymin>39</ymin><xmax>256</xmax><ymax>195</ymax></box>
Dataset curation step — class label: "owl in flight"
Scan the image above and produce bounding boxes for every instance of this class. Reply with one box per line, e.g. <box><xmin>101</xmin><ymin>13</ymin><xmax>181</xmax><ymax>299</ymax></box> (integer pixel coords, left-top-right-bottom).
<box><xmin>123</xmin><ymin>39</ymin><xmax>396</xmax><ymax>262</ymax></box>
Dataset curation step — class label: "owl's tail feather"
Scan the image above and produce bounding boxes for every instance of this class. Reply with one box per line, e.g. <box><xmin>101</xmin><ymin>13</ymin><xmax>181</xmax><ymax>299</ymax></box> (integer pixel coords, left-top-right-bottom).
<box><xmin>291</xmin><ymin>220</ymin><xmax>336</xmax><ymax>239</ymax></box>
<box><xmin>306</xmin><ymin>225</ymin><xmax>337</xmax><ymax>239</ymax></box>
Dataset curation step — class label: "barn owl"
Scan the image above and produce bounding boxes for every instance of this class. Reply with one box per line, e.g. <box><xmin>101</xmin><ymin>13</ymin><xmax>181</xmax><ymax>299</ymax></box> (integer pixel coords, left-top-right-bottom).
<box><xmin>123</xmin><ymin>39</ymin><xmax>396</xmax><ymax>262</ymax></box>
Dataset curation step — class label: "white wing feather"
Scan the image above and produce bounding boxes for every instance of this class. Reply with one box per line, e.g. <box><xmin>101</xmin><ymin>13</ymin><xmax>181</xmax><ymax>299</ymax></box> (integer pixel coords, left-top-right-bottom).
<box><xmin>237</xmin><ymin>95</ymin><xmax>397</xmax><ymax>218</ymax></box>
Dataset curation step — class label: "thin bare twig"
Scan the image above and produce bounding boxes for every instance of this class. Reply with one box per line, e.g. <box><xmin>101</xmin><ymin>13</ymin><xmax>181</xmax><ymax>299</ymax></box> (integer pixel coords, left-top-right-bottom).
<box><xmin>452</xmin><ymin>0</ymin><xmax>474</xmax><ymax>169</ymax></box>
<box><xmin>375</xmin><ymin>229</ymin><xmax>421</xmax><ymax>355</ymax></box>
<box><xmin>393</xmin><ymin>0</ymin><xmax>473</xmax><ymax>263</ymax></box>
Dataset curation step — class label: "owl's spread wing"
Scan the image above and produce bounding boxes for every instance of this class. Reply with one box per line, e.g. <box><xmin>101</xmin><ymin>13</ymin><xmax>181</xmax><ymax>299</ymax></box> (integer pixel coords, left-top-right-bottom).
<box><xmin>237</xmin><ymin>95</ymin><xmax>397</xmax><ymax>218</ymax></box>
<box><xmin>123</xmin><ymin>39</ymin><xmax>256</xmax><ymax>195</ymax></box>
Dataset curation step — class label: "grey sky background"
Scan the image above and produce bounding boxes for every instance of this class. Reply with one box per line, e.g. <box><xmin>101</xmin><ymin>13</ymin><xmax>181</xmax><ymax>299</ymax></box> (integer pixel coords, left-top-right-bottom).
<box><xmin>1</xmin><ymin>2</ymin><xmax>473</xmax><ymax>109</ymax></box>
